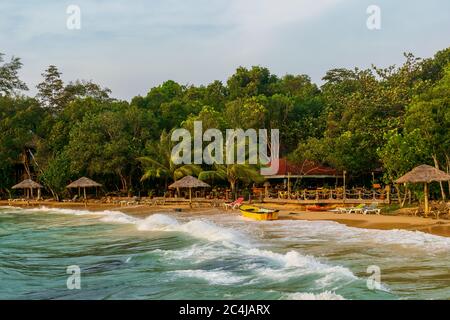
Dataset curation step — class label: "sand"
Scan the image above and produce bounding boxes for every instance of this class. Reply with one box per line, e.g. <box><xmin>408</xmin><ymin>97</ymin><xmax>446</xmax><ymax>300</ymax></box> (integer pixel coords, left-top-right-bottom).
<box><xmin>2</xmin><ymin>200</ymin><xmax>450</xmax><ymax>238</ymax></box>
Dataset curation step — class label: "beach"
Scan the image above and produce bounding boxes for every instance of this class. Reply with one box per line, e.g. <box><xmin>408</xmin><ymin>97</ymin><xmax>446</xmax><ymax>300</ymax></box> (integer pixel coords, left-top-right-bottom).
<box><xmin>2</xmin><ymin>200</ymin><xmax>449</xmax><ymax>238</ymax></box>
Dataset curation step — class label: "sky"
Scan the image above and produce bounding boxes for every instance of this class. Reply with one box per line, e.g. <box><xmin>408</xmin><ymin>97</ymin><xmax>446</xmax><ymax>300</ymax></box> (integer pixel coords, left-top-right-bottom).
<box><xmin>1</xmin><ymin>0</ymin><xmax>449</xmax><ymax>100</ymax></box>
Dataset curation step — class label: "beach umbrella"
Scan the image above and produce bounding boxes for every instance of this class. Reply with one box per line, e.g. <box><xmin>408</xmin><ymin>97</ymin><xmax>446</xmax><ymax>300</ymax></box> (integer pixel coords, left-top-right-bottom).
<box><xmin>66</xmin><ymin>177</ymin><xmax>102</xmax><ymax>200</ymax></box>
<box><xmin>12</xmin><ymin>179</ymin><xmax>43</xmax><ymax>199</ymax></box>
<box><xmin>168</xmin><ymin>175</ymin><xmax>210</xmax><ymax>205</ymax></box>
<box><xmin>396</xmin><ymin>165</ymin><xmax>450</xmax><ymax>216</ymax></box>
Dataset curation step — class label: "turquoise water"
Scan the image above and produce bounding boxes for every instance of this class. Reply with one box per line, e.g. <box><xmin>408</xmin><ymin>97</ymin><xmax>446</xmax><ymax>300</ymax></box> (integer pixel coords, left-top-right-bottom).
<box><xmin>0</xmin><ymin>206</ymin><xmax>449</xmax><ymax>300</ymax></box>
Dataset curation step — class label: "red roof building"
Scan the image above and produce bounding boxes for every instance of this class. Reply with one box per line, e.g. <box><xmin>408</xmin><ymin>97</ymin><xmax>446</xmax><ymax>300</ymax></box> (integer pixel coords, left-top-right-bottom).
<box><xmin>266</xmin><ymin>158</ymin><xmax>340</xmax><ymax>179</ymax></box>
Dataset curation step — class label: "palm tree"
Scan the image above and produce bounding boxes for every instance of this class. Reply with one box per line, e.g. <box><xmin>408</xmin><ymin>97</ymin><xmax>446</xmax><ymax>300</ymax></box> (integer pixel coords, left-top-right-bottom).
<box><xmin>138</xmin><ymin>131</ymin><xmax>202</xmax><ymax>190</ymax></box>
<box><xmin>199</xmin><ymin>163</ymin><xmax>263</xmax><ymax>197</ymax></box>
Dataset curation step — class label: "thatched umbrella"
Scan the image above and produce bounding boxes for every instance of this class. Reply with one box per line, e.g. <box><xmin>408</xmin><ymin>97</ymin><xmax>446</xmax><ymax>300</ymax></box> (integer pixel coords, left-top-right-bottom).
<box><xmin>66</xmin><ymin>177</ymin><xmax>102</xmax><ymax>200</ymax></box>
<box><xmin>396</xmin><ymin>165</ymin><xmax>450</xmax><ymax>215</ymax></box>
<box><xmin>168</xmin><ymin>175</ymin><xmax>210</xmax><ymax>205</ymax></box>
<box><xmin>12</xmin><ymin>179</ymin><xmax>43</xmax><ymax>199</ymax></box>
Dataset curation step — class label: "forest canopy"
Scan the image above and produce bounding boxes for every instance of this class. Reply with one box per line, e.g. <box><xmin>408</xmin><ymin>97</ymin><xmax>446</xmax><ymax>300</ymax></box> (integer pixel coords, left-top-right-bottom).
<box><xmin>0</xmin><ymin>46</ymin><xmax>449</xmax><ymax>199</ymax></box>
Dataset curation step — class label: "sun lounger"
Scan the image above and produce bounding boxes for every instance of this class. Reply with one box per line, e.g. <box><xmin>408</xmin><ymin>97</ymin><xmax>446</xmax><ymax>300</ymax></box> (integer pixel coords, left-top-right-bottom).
<box><xmin>336</xmin><ymin>204</ymin><xmax>366</xmax><ymax>214</ymax></box>
<box><xmin>224</xmin><ymin>197</ymin><xmax>244</xmax><ymax>210</ymax></box>
<box><xmin>362</xmin><ymin>203</ymin><xmax>381</xmax><ymax>215</ymax></box>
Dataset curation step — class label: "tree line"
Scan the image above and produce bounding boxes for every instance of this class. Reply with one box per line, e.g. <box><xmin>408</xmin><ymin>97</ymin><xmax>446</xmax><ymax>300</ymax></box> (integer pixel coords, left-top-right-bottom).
<box><xmin>0</xmin><ymin>47</ymin><xmax>449</xmax><ymax>200</ymax></box>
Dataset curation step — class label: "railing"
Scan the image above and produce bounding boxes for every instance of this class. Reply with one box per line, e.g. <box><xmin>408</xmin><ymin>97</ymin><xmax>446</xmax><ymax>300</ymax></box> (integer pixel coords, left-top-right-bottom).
<box><xmin>263</xmin><ymin>188</ymin><xmax>415</xmax><ymax>203</ymax></box>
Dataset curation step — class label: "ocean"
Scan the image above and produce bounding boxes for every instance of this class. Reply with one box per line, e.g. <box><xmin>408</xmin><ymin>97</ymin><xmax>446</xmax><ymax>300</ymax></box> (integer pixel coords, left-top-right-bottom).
<box><xmin>0</xmin><ymin>206</ymin><xmax>449</xmax><ymax>300</ymax></box>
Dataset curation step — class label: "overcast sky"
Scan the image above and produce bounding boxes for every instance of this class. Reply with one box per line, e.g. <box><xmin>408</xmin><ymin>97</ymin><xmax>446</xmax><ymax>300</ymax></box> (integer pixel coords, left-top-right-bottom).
<box><xmin>1</xmin><ymin>0</ymin><xmax>449</xmax><ymax>100</ymax></box>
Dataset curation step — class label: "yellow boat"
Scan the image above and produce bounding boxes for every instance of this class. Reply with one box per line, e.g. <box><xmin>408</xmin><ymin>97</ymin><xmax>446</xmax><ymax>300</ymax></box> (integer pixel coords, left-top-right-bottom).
<box><xmin>239</xmin><ymin>205</ymin><xmax>279</xmax><ymax>221</ymax></box>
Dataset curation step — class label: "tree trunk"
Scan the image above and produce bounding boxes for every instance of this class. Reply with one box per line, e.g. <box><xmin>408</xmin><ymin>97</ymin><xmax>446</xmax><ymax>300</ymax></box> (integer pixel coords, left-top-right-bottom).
<box><xmin>432</xmin><ymin>155</ymin><xmax>446</xmax><ymax>200</ymax></box>
<box><xmin>446</xmin><ymin>154</ymin><xmax>450</xmax><ymax>194</ymax></box>
<box><xmin>424</xmin><ymin>183</ymin><xmax>429</xmax><ymax>217</ymax></box>
<box><xmin>118</xmin><ymin>171</ymin><xmax>128</xmax><ymax>194</ymax></box>
<box><xmin>394</xmin><ymin>184</ymin><xmax>402</xmax><ymax>205</ymax></box>
<box><xmin>22</xmin><ymin>150</ymin><xmax>31</xmax><ymax>179</ymax></box>
<box><xmin>229</xmin><ymin>179</ymin><xmax>236</xmax><ymax>200</ymax></box>
<box><xmin>400</xmin><ymin>185</ymin><xmax>408</xmax><ymax>208</ymax></box>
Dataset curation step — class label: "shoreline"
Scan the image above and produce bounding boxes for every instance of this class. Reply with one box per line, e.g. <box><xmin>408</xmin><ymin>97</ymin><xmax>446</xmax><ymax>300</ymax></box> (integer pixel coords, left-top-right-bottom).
<box><xmin>1</xmin><ymin>200</ymin><xmax>450</xmax><ymax>238</ymax></box>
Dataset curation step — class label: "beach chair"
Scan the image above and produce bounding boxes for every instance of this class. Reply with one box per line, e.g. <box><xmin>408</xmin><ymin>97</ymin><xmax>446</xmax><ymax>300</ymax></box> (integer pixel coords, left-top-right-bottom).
<box><xmin>350</xmin><ymin>203</ymin><xmax>366</xmax><ymax>214</ymax></box>
<box><xmin>362</xmin><ymin>203</ymin><xmax>381</xmax><ymax>215</ymax></box>
<box><xmin>224</xmin><ymin>197</ymin><xmax>244</xmax><ymax>210</ymax></box>
<box><xmin>63</xmin><ymin>195</ymin><xmax>79</xmax><ymax>203</ymax></box>
<box><xmin>335</xmin><ymin>207</ymin><xmax>349</xmax><ymax>214</ymax></box>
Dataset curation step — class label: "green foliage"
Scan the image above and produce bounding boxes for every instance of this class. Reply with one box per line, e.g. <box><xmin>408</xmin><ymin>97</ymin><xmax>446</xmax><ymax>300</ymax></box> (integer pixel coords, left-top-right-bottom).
<box><xmin>139</xmin><ymin>131</ymin><xmax>202</xmax><ymax>183</ymax></box>
<box><xmin>1</xmin><ymin>47</ymin><xmax>449</xmax><ymax>198</ymax></box>
<box><xmin>0</xmin><ymin>53</ymin><xmax>28</xmax><ymax>96</ymax></box>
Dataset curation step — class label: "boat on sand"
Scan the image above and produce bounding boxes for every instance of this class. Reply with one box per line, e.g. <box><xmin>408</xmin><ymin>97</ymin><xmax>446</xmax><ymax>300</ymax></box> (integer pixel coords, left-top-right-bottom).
<box><xmin>239</xmin><ymin>205</ymin><xmax>279</xmax><ymax>221</ymax></box>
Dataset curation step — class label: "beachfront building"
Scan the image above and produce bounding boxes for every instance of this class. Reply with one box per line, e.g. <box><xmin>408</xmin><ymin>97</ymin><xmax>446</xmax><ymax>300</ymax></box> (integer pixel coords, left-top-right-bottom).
<box><xmin>264</xmin><ymin>158</ymin><xmax>341</xmax><ymax>190</ymax></box>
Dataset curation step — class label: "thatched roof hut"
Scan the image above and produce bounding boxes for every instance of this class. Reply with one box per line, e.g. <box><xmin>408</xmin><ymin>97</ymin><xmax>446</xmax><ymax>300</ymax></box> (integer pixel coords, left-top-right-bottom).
<box><xmin>396</xmin><ymin>165</ymin><xmax>450</xmax><ymax>215</ymax></box>
<box><xmin>12</xmin><ymin>179</ymin><xmax>43</xmax><ymax>189</ymax></box>
<box><xmin>12</xmin><ymin>179</ymin><xmax>43</xmax><ymax>199</ymax></box>
<box><xmin>66</xmin><ymin>177</ymin><xmax>102</xmax><ymax>189</ymax></box>
<box><xmin>396</xmin><ymin>165</ymin><xmax>450</xmax><ymax>184</ymax></box>
<box><xmin>168</xmin><ymin>176</ymin><xmax>210</xmax><ymax>189</ymax></box>
<box><xmin>66</xmin><ymin>177</ymin><xmax>102</xmax><ymax>200</ymax></box>
<box><xmin>168</xmin><ymin>176</ymin><xmax>210</xmax><ymax>205</ymax></box>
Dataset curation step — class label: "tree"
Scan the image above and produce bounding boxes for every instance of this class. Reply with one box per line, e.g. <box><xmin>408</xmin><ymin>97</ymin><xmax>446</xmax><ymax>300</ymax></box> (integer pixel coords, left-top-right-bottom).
<box><xmin>65</xmin><ymin>102</ymin><xmax>143</xmax><ymax>193</ymax></box>
<box><xmin>199</xmin><ymin>164</ymin><xmax>263</xmax><ymax>197</ymax></box>
<box><xmin>36</xmin><ymin>65</ymin><xmax>65</xmax><ymax>110</ymax></box>
<box><xmin>0</xmin><ymin>96</ymin><xmax>44</xmax><ymax>192</ymax></box>
<box><xmin>139</xmin><ymin>131</ymin><xmax>202</xmax><ymax>189</ymax></box>
<box><xmin>227</xmin><ymin>66</ymin><xmax>278</xmax><ymax>99</ymax></box>
<box><xmin>377</xmin><ymin>129</ymin><xmax>431</xmax><ymax>204</ymax></box>
<box><xmin>0</xmin><ymin>53</ymin><xmax>28</xmax><ymax>96</ymax></box>
<box><xmin>403</xmin><ymin>64</ymin><xmax>450</xmax><ymax>198</ymax></box>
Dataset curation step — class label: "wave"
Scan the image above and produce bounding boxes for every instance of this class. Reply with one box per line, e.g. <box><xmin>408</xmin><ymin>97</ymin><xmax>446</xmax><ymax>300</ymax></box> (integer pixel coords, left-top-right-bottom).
<box><xmin>245</xmin><ymin>248</ymin><xmax>357</xmax><ymax>287</ymax></box>
<box><xmin>170</xmin><ymin>269</ymin><xmax>247</xmax><ymax>285</ymax></box>
<box><xmin>137</xmin><ymin>214</ymin><xmax>248</xmax><ymax>245</ymax></box>
<box><xmin>270</xmin><ymin>219</ymin><xmax>450</xmax><ymax>253</ymax></box>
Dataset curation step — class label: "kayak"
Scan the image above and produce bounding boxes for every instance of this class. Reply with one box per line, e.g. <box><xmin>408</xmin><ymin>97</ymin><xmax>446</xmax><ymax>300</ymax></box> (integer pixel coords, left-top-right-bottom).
<box><xmin>239</xmin><ymin>204</ymin><xmax>279</xmax><ymax>221</ymax></box>
<box><xmin>306</xmin><ymin>205</ymin><xmax>335</xmax><ymax>212</ymax></box>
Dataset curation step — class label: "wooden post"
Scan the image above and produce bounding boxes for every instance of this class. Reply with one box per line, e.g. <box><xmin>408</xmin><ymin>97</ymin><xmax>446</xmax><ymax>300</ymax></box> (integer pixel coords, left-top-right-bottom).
<box><xmin>84</xmin><ymin>187</ymin><xmax>86</xmax><ymax>200</ymax></box>
<box><xmin>387</xmin><ymin>187</ymin><xmax>390</xmax><ymax>204</ymax></box>
<box><xmin>287</xmin><ymin>173</ymin><xmax>291</xmax><ymax>199</ymax></box>
<box><xmin>424</xmin><ymin>183</ymin><xmax>429</xmax><ymax>217</ymax></box>
<box><xmin>343</xmin><ymin>171</ymin><xmax>347</xmax><ymax>203</ymax></box>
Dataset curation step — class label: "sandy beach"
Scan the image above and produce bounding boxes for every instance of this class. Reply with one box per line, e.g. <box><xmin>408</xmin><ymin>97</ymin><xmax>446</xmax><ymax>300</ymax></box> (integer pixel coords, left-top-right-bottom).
<box><xmin>2</xmin><ymin>200</ymin><xmax>450</xmax><ymax>238</ymax></box>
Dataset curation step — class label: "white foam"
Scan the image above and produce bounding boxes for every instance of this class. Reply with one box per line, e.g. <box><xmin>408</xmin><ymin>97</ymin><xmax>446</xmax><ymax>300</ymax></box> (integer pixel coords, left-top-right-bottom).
<box><xmin>247</xmin><ymin>248</ymin><xmax>356</xmax><ymax>280</ymax></box>
<box><xmin>170</xmin><ymin>269</ymin><xmax>247</xmax><ymax>285</ymax></box>
<box><xmin>99</xmin><ymin>211</ymin><xmax>139</xmax><ymax>224</ymax></box>
<box><xmin>137</xmin><ymin>214</ymin><xmax>248</xmax><ymax>245</ymax></box>
<box><xmin>287</xmin><ymin>291</ymin><xmax>346</xmax><ymax>300</ymax></box>
<box><xmin>270</xmin><ymin>219</ymin><xmax>450</xmax><ymax>253</ymax></box>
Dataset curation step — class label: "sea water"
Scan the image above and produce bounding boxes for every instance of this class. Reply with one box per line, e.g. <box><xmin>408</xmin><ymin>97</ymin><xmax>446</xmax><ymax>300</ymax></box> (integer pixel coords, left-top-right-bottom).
<box><xmin>0</xmin><ymin>206</ymin><xmax>449</xmax><ymax>300</ymax></box>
